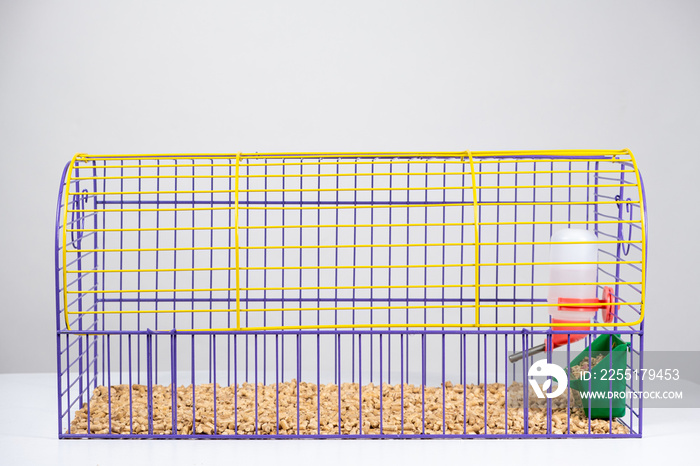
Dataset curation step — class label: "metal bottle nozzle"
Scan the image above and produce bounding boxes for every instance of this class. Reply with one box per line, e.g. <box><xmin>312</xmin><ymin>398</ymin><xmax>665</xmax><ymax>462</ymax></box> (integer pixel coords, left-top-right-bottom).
<box><xmin>508</xmin><ymin>343</ymin><xmax>546</xmax><ymax>363</ymax></box>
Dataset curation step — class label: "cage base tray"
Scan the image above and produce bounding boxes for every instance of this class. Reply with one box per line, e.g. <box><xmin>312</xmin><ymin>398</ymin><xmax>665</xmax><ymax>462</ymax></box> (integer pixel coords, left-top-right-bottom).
<box><xmin>69</xmin><ymin>381</ymin><xmax>629</xmax><ymax>437</ymax></box>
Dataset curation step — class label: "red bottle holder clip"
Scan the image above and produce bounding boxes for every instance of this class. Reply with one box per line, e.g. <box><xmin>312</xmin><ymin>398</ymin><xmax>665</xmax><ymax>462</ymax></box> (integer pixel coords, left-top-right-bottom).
<box><xmin>602</xmin><ymin>286</ymin><xmax>617</xmax><ymax>323</ymax></box>
<box><xmin>548</xmin><ymin>286</ymin><xmax>617</xmax><ymax>350</ymax></box>
<box><xmin>508</xmin><ymin>287</ymin><xmax>620</xmax><ymax>361</ymax></box>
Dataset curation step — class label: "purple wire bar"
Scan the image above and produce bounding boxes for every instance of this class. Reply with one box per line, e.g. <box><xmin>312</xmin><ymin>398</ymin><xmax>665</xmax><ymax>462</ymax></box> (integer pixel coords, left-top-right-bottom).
<box><xmin>55</xmin><ymin>151</ymin><xmax>646</xmax><ymax>439</ymax></box>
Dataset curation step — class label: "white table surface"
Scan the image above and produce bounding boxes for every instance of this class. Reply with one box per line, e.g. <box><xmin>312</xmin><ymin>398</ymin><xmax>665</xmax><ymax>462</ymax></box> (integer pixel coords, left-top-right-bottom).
<box><xmin>1</xmin><ymin>373</ymin><xmax>698</xmax><ymax>466</ymax></box>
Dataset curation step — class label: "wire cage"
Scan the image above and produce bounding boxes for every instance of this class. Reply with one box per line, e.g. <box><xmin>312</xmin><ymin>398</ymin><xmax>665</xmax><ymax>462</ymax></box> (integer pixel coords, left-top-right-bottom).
<box><xmin>55</xmin><ymin>150</ymin><xmax>646</xmax><ymax>438</ymax></box>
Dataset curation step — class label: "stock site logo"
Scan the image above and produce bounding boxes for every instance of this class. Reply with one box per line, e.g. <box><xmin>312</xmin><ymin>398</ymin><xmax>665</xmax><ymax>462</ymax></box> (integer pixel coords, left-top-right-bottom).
<box><xmin>528</xmin><ymin>360</ymin><xmax>568</xmax><ymax>399</ymax></box>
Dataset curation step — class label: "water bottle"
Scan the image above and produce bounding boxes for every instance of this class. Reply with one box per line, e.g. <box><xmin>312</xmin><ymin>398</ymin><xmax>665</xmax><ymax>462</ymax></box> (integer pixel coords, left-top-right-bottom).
<box><xmin>547</xmin><ymin>228</ymin><xmax>599</xmax><ymax>321</ymax></box>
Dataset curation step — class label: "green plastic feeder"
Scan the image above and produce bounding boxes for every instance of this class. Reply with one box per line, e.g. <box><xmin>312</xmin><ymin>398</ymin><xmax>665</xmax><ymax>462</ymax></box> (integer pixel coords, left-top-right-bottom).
<box><xmin>567</xmin><ymin>334</ymin><xmax>630</xmax><ymax>419</ymax></box>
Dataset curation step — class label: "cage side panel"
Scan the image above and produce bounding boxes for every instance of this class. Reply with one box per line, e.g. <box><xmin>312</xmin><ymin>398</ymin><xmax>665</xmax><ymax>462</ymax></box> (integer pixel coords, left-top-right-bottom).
<box><xmin>63</xmin><ymin>156</ymin><xmax>481</xmax><ymax>332</ymax></box>
<box><xmin>60</xmin><ymin>152</ymin><xmax>644</xmax><ymax>332</ymax></box>
<box><xmin>56</xmin><ymin>162</ymin><xmax>69</xmax><ymax>435</ymax></box>
<box><xmin>57</xmin><ymin>159</ymin><xmax>104</xmax><ymax>436</ymax></box>
<box><xmin>592</xmin><ymin>160</ymin><xmax>644</xmax><ymax>328</ymax></box>
<box><xmin>237</xmin><ymin>157</ymin><xmax>478</xmax><ymax>331</ymax></box>
<box><xmin>63</xmin><ymin>330</ymin><xmax>636</xmax><ymax>438</ymax></box>
<box><xmin>476</xmin><ymin>154</ymin><xmax>643</xmax><ymax>335</ymax></box>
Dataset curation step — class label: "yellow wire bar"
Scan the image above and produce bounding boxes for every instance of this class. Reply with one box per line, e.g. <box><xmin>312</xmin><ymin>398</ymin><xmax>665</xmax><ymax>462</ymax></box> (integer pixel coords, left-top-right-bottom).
<box><xmin>233</xmin><ymin>152</ymin><xmax>241</xmax><ymax>329</ymax></box>
<box><xmin>627</xmin><ymin>148</ymin><xmax>646</xmax><ymax>327</ymax></box>
<box><xmin>69</xmin><ymin>171</ymin><xmax>636</xmax><ymax>181</ymax></box>
<box><xmin>68</xmin><ymin>185</ymin><xmax>476</xmax><ymax>196</ymax></box>
<box><xmin>67</xmin><ymin>301</ymin><xmax>642</xmax><ymax>316</ymax></box>
<box><xmin>72</xmin><ymin>160</ymin><xmax>472</xmax><ymax>169</ymax></box>
<box><xmin>66</xmin><ymin>280</ymin><xmax>641</xmax><ymax>295</ymax></box>
<box><xmin>65</xmin><ymin>198</ymin><xmax>640</xmax><ymax>215</ymax></box>
<box><xmin>64</xmin><ymin>222</ymin><xmax>475</xmax><ymax>233</ymax></box>
<box><xmin>66</xmin><ymin>242</ymin><xmax>479</xmax><ymax>254</ymax></box>
<box><xmin>66</xmin><ymin>262</ymin><xmax>482</xmax><ymax>274</ymax></box>
<box><xmin>64</xmin><ymin>260</ymin><xmax>641</xmax><ymax>275</ymax></box>
<box><xmin>72</xmin><ymin>161</ymin><xmax>637</xmax><ymax>176</ymax></box>
<box><xmin>67</xmin><ymin>178</ymin><xmax>633</xmax><ymax>196</ymax></box>
<box><xmin>64</xmin><ymin>218</ymin><xmax>640</xmax><ymax>234</ymax></box>
<box><xmin>64</xmin><ymin>219</ymin><xmax>640</xmax><ymax>235</ymax></box>
<box><xmin>62</xmin><ymin>153</ymin><xmax>83</xmax><ymax>331</ymax></box>
<box><xmin>70</xmin><ymin>303</ymin><xmax>476</xmax><ymax>315</ymax></box>
<box><xmin>467</xmin><ymin>151</ymin><xmax>481</xmax><ymax>325</ymax></box>
<box><xmin>66</xmin><ymin>239</ymin><xmax>640</xmax><ymax>254</ymax></box>
<box><xmin>73</xmin><ymin>149</ymin><xmax>630</xmax><ymax>160</ymax></box>
<box><xmin>61</xmin><ymin>150</ymin><xmax>645</xmax><ymax>331</ymax></box>
<box><xmin>66</xmin><ymin>202</ymin><xmax>477</xmax><ymax>213</ymax></box>
<box><xmin>66</xmin><ymin>193</ymin><xmax>639</xmax><ymax>214</ymax></box>
<box><xmin>65</xmin><ymin>201</ymin><xmax>637</xmax><ymax>213</ymax></box>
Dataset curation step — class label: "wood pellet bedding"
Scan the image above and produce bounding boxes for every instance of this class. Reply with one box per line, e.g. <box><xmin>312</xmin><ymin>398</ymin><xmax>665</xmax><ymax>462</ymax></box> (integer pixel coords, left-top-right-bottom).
<box><xmin>70</xmin><ymin>379</ymin><xmax>629</xmax><ymax>436</ymax></box>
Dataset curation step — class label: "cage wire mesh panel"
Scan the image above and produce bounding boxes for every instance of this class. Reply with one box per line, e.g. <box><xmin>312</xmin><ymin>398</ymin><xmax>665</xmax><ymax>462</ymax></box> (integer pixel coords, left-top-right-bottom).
<box><xmin>55</xmin><ymin>150</ymin><xmax>646</xmax><ymax>438</ymax></box>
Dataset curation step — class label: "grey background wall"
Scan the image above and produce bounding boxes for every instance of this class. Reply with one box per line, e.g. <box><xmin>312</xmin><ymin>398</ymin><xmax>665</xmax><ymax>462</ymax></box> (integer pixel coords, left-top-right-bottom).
<box><xmin>1</xmin><ymin>0</ymin><xmax>698</xmax><ymax>373</ymax></box>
